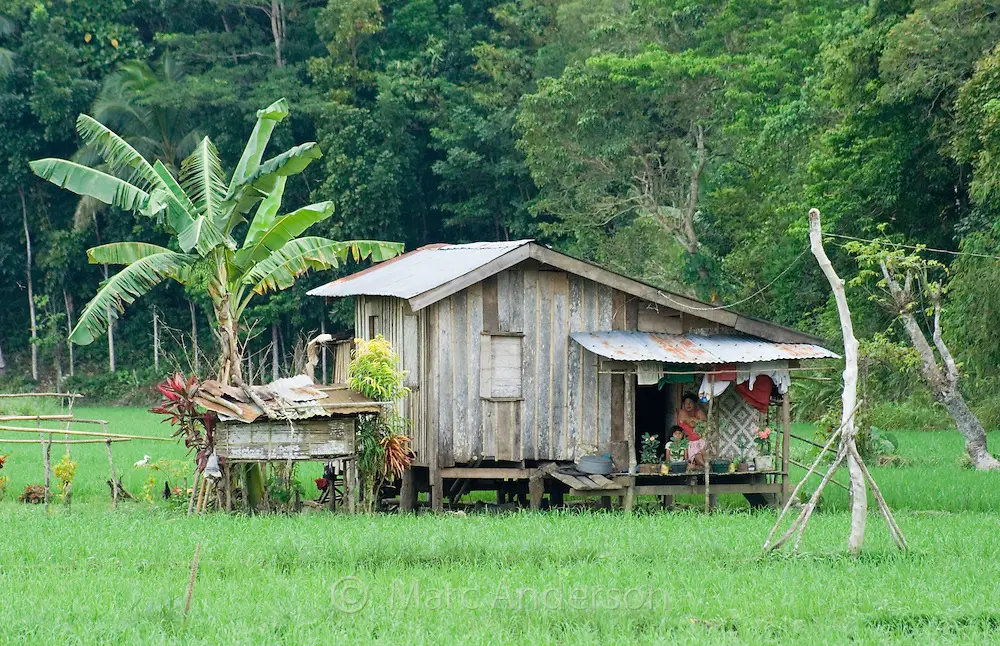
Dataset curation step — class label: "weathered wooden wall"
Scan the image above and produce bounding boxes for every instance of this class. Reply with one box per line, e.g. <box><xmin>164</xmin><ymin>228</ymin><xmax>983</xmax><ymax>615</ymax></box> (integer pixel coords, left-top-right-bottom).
<box><xmin>352</xmin><ymin>266</ymin><xmax>724</xmax><ymax>469</ymax></box>
<box><xmin>423</xmin><ymin>267</ymin><xmax>633</xmax><ymax>466</ymax></box>
<box><xmin>354</xmin><ymin>296</ymin><xmax>426</xmax><ymax>465</ymax></box>
<box><xmin>215</xmin><ymin>418</ymin><xmax>355</xmax><ymax>461</ymax></box>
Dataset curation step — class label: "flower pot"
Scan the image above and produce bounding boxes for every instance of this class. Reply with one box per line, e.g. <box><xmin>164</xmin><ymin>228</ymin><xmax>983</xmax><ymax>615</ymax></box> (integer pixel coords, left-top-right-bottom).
<box><xmin>728</xmin><ymin>462</ymin><xmax>737</xmax><ymax>473</ymax></box>
<box><xmin>737</xmin><ymin>462</ymin><xmax>749</xmax><ymax>473</ymax></box>
<box><xmin>638</xmin><ymin>463</ymin><xmax>659</xmax><ymax>475</ymax></box>
<box><xmin>754</xmin><ymin>456</ymin><xmax>774</xmax><ymax>472</ymax></box>
<box><xmin>710</xmin><ymin>459</ymin><xmax>730</xmax><ymax>474</ymax></box>
<box><xmin>669</xmin><ymin>460</ymin><xmax>687</xmax><ymax>474</ymax></box>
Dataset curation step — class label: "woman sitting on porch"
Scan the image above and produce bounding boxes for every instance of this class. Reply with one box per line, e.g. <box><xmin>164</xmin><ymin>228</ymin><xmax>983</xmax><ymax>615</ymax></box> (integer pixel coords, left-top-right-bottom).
<box><xmin>677</xmin><ymin>393</ymin><xmax>708</xmax><ymax>467</ymax></box>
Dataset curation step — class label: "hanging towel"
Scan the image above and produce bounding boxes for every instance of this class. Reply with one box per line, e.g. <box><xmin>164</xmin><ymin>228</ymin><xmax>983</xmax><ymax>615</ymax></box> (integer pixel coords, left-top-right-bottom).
<box><xmin>736</xmin><ymin>361</ymin><xmax>791</xmax><ymax>394</ymax></box>
<box><xmin>637</xmin><ymin>361</ymin><xmax>662</xmax><ymax>386</ymax></box>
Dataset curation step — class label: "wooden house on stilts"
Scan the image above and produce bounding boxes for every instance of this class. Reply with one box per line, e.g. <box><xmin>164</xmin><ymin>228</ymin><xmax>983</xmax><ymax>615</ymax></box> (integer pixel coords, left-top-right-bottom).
<box><xmin>309</xmin><ymin>241</ymin><xmax>837</xmax><ymax>512</ymax></box>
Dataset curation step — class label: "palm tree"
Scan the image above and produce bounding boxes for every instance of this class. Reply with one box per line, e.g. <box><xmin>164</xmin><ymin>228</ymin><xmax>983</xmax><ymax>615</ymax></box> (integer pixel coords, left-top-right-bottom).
<box><xmin>31</xmin><ymin>98</ymin><xmax>402</xmax><ymax>385</ymax></box>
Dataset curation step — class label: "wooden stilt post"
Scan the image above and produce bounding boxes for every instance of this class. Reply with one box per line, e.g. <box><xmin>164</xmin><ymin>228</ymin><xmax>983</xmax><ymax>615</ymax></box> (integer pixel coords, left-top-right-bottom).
<box><xmin>430</xmin><ymin>461</ymin><xmax>443</xmax><ymax>513</ymax></box>
<box><xmin>781</xmin><ymin>391</ymin><xmax>792</xmax><ymax>504</ymax></box>
<box><xmin>223</xmin><ymin>462</ymin><xmax>232</xmax><ymax>512</ymax></box>
<box><xmin>399</xmin><ymin>467</ymin><xmax>415</xmax><ymax>513</ymax></box>
<box><xmin>529</xmin><ymin>471</ymin><xmax>544</xmax><ymax>510</ymax></box>
<box><xmin>345</xmin><ymin>458</ymin><xmax>357</xmax><ymax>514</ymax></box>
<box><xmin>241</xmin><ymin>464</ymin><xmax>250</xmax><ymax>513</ymax></box>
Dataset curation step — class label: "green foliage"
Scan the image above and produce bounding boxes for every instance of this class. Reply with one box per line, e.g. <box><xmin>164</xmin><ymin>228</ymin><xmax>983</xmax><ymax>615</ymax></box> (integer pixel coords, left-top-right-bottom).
<box><xmin>348</xmin><ymin>335</ymin><xmax>411</xmax><ymax>512</ymax></box>
<box><xmin>640</xmin><ymin>432</ymin><xmax>661</xmax><ymax>464</ymax></box>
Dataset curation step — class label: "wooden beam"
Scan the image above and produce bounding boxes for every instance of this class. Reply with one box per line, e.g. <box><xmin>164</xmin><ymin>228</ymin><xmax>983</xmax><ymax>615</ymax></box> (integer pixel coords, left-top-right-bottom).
<box><xmin>440</xmin><ymin>467</ymin><xmax>532</xmax><ymax>479</ymax></box>
<box><xmin>570</xmin><ymin>482</ymin><xmax>783</xmax><ymax>497</ymax></box>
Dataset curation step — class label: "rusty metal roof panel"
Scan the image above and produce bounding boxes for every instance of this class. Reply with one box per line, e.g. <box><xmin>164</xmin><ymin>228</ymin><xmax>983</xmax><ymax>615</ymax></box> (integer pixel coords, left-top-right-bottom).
<box><xmin>570</xmin><ymin>332</ymin><xmax>839</xmax><ymax>364</ymax></box>
<box><xmin>307</xmin><ymin>240</ymin><xmax>532</xmax><ymax>299</ymax></box>
<box><xmin>200</xmin><ymin>376</ymin><xmax>386</xmax><ymax>423</ymax></box>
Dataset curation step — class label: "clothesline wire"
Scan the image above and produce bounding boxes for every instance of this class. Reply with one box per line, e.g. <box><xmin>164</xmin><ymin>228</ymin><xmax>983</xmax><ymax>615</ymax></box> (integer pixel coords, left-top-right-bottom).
<box><xmin>656</xmin><ymin>247</ymin><xmax>811</xmax><ymax>312</ymax></box>
<box><xmin>822</xmin><ymin>232</ymin><xmax>1000</xmax><ymax>261</ymax></box>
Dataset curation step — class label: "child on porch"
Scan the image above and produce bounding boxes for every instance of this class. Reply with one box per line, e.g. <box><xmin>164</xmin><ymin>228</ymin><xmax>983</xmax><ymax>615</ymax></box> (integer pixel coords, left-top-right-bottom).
<box><xmin>667</xmin><ymin>424</ymin><xmax>705</xmax><ymax>468</ymax></box>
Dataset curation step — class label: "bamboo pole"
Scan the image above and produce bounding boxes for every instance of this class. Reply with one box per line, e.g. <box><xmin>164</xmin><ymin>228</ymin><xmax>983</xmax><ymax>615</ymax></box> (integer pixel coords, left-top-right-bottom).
<box><xmin>704</xmin><ymin>374</ymin><xmax>714</xmax><ymax>514</ymax></box>
<box><xmin>0</xmin><ymin>426</ymin><xmax>173</xmax><ymax>441</ymax></box>
<box><xmin>781</xmin><ymin>392</ymin><xmax>791</xmax><ymax>504</ymax></box>
<box><xmin>0</xmin><ymin>393</ymin><xmax>84</xmax><ymax>398</ymax></box>
<box><xmin>0</xmin><ymin>438</ymin><xmax>130</xmax><ymax>444</ymax></box>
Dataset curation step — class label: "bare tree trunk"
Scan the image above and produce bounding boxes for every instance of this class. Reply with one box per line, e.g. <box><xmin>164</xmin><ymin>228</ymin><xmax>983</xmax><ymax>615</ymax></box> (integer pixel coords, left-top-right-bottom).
<box><xmin>91</xmin><ymin>213</ymin><xmax>115</xmax><ymax>373</ymax></box>
<box><xmin>106</xmin><ymin>265</ymin><xmax>115</xmax><ymax>373</ymax></box>
<box><xmin>808</xmin><ymin>208</ymin><xmax>867</xmax><ymax>554</ymax></box>
<box><xmin>681</xmin><ymin>123</ymin><xmax>706</xmax><ymax>256</ymax></box>
<box><xmin>153</xmin><ymin>305</ymin><xmax>160</xmax><ymax>373</ymax></box>
<box><xmin>63</xmin><ymin>289</ymin><xmax>74</xmax><ymax>376</ymax></box>
<box><xmin>190</xmin><ymin>300</ymin><xmax>199</xmax><ymax>372</ymax></box>
<box><xmin>882</xmin><ymin>263</ymin><xmax>999</xmax><ymax>470</ymax></box>
<box><xmin>0</xmin><ymin>342</ymin><xmax>6</xmax><ymax>375</ymax></box>
<box><xmin>20</xmin><ymin>189</ymin><xmax>38</xmax><ymax>381</ymax></box>
<box><xmin>271</xmin><ymin>0</ymin><xmax>285</xmax><ymax>68</ymax></box>
<box><xmin>271</xmin><ymin>323</ymin><xmax>279</xmax><ymax>381</ymax></box>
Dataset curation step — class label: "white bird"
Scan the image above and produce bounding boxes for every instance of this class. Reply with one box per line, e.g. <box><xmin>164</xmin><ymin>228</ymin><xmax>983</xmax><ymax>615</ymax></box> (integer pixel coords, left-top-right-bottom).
<box><xmin>134</xmin><ymin>455</ymin><xmax>151</xmax><ymax>468</ymax></box>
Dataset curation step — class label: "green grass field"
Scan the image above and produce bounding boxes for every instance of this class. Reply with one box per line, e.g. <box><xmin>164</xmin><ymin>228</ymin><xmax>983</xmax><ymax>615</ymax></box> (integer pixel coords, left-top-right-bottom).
<box><xmin>3</xmin><ymin>407</ymin><xmax>1000</xmax><ymax>644</ymax></box>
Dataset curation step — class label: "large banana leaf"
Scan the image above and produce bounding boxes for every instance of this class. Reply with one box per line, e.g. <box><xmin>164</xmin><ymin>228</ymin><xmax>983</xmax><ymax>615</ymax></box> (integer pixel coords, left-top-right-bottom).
<box><xmin>88</xmin><ymin>242</ymin><xmax>177</xmax><ymax>265</ymax></box>
<box><xmin>233</xmin><ymin>198</ymin><xmax>333</xmax><ymax>270</ymax></box>
<box><xmin>179</xmin><ymin>137</ymin><xmax>227</xmax><ymax>222</ymax></box>
<box><xmin>151</xmin><ymin>160</ymin><xmax>196</xmax><ymax>234</ymax></box>
<box><xmin>243</xmin><ymin>237</ymin><xmax>404</xmax><ymax>294</ymax></box>
<box><xmin>30</xmin><ymin>159</ymin><xmax>152</xmax><ymax>214</ymax></box>
<box><xmin>228</xmin><ymin>98</ymin><xmax>289</xmax><ymax>194</ymax></box>
<box><xmin>178</xmin><ymin>215</ymin><xmax>231</xmax><ymax>256</ymax></box>
<box><xmin>240</xmin><ymin>142</ymin><xmax>322</xmax><ymax>195</ymax></box>
<box><xmin>70</xmin><ymin>252</ymin><xmax>194</xmax><ymax>345</ymax></box>
<box><xmin>76</xmin><ymin>114</ymin><xmax>161</xmax><ymax>191</ymax></box>
<box><xmin>241</xmin><ymin>176</ymin><xmax>286</xmax><ymax>248</ymax></box>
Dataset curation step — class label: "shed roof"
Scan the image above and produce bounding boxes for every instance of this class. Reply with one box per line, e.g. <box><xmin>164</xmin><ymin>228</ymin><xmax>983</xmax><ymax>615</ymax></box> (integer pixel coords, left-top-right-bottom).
<box><xmin>308</xmin><ymin>240</ymin><xmax>824</xmax><ymax>345</ymax></box>
<box><xmin>196</xmin><ymin>375</ymin><xmax>385</xmax><ymax>423</ymax></box>
<box><xmin>570</xmin><ymin>331</ymin><xmax>838</xmax><ymax>364</ymax></box>
<box><xmin>308</xmin><ymin>240</ymin><xmax>532</xmax><ymax>300</ymax></box>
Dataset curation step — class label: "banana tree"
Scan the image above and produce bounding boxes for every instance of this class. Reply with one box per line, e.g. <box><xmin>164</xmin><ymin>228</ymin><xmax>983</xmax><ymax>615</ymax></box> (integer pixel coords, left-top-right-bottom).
<box><xmin>31</xmin><ymin>98</ymin><xmax>402</xmax><ymax>385</ymax></box>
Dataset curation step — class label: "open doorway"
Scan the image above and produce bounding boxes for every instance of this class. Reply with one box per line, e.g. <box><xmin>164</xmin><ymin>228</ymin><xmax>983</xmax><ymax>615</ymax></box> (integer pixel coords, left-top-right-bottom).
<box><xmin>634</xmin><ymin>383</ymin><xmax>674</xmax><ymax>462</ymax></box>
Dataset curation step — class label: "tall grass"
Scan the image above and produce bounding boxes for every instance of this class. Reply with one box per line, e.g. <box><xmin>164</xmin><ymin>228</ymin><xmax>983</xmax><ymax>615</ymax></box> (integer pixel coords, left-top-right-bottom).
<box><xmin>3</xmin><ymin>409</ymin><xmax>1000</xmax><ymax>643</ymax></box>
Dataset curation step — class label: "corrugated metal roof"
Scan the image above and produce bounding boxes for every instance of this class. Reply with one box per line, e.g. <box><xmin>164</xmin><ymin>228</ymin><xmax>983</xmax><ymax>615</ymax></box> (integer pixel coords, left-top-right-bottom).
<box><xmin>570</xmin><ymin>331</ymin><xmax>839</xmax><ymax>364</ymax></box>
<box><xmin>308</xmin><ymin>240</ymin><xmax>532</xmax><ymax>298</ymax></box>
<box><xmin>196</xmin><ymin>375</ymin><xmax>386</xmax><ymax>423</ymax></box>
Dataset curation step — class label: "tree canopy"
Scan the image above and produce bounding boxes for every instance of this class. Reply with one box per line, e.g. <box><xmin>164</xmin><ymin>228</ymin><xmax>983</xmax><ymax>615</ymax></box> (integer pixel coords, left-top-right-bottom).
<box><xmin>2</xmin><ymin>0</ymin><xmax>1000</xmax><ymax>408</ymax></box>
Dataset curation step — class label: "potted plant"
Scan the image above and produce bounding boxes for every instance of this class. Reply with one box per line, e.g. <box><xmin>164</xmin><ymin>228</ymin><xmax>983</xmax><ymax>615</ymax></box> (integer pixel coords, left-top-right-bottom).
<box><xmin>736</xmin><ymin>438</ymin><xmax>750</xmax><ymax>472</ymax></box>
<box><xmin>665</xmin><ymin>435</ymin><xmax>689</xmax><ymax>474</ymax></box>
<box><xmin>639</xmin><ymin>433</ymin><xmax>661</xmax><ymax>474</ymax></box>
<box><xmin>754</xmin><ymin>426</ymin><xmax>775</xmax><ymax>471</ymax></box>
<box><xmin>709</xmin><ymin>457</ymin><xmax>730</xmax><ymax>473</ymax></box>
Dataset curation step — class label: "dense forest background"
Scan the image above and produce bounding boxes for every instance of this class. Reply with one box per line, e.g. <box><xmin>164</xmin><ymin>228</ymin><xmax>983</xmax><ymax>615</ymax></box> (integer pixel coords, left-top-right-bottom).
<box><xmin>2</xmin><ymin>0</ymin><xmax>1000</xmax><ymax>421</ymax></box>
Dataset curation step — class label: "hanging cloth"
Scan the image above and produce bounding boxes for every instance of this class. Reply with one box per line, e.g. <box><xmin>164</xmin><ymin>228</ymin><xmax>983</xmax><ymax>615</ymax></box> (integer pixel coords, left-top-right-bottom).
<box><xmin>699</xmin><ymin>374</ymin><xmax>730</xmax><ymax>401</ymax></box>
<box><xmin>637</xmin><ymin>361</ymin><xmax>661</xmax><ymax>386</ymax></box>
<box><xmin>735</xmin><ymin>374</ymin><xmax>773</xmax><ymax>412</ymax></box>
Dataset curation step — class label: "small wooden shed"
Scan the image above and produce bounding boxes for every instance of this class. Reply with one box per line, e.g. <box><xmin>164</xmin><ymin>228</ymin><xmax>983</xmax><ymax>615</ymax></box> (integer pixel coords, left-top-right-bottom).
<box><xmin>196</xmin><ymin>376</ymin><xmax>384</xmax><ymax>511</ymax></box>
<box><xmin>309</xmin><ymin>241</ymin><xmax>836</xmax><ymax>511</ymax></box>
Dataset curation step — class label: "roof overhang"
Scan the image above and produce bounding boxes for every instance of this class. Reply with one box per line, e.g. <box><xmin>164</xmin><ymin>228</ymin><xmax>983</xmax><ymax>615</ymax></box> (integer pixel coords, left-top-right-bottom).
<box><xmin>308</xmin><ymin>240</ymin><xmax>828</xmax><ymax>345</ymax></box>
<box><xmin>570</xmin><ymin>331</ymin><xmax>839</xmax><ymax>364</ymax></box>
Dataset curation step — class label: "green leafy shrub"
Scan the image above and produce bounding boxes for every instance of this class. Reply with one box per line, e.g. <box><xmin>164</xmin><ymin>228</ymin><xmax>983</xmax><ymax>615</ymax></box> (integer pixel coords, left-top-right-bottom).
<box><xmin>348</xmin><ymin>336</ymin><xmax>413</xmax><ymax>512</ymax></box>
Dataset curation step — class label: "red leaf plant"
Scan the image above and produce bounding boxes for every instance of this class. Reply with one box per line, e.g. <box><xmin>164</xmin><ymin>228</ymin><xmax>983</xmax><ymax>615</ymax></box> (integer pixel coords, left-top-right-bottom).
<box><xmin>149</xmin><ymin>373</ymin><xmax>216</xmax><ymax>469</ymax></box>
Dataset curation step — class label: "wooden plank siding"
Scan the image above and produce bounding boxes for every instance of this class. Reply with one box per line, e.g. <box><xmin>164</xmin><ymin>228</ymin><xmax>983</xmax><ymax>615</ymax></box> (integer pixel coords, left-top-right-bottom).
<box><xmin>411</xmin><ymin>267</ymin><xmax>635</xmax><ymax>468</ymax></box>
<box><xmin>354</xmin><ymin>266</ymin><xmax>640</xmax><ymax>470</ymax></box>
